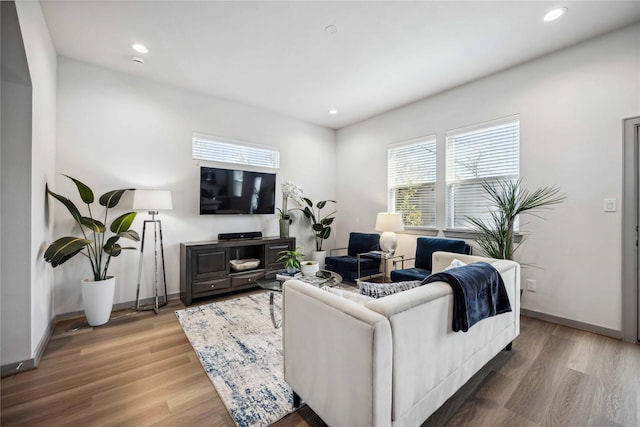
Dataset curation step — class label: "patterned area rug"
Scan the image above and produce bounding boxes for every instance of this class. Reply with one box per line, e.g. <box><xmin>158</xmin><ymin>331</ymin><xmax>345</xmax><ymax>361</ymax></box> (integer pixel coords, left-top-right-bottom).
<box><xmin>175</xmin><ymin>292</ymin><xmax>295</xmax><ymax>427</ymax></box>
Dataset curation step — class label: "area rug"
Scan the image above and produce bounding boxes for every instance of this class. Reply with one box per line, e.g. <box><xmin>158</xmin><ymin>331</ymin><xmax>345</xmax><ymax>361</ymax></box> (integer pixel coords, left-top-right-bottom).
<box><xmin>175</xmin><ymin>292</ymin><xmax>296</xmax><ymax>427</ymax></box>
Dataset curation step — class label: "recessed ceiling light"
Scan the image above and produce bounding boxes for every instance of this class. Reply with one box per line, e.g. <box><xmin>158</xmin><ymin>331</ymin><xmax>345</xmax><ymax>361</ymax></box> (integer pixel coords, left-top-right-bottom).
<box><xmin>131</xmin><ymin>43</ymin><xmax>148</xmax><ymax>54</ymax></box>
<box><xmin>543</xmin><ymin>7</ymin><xmax>567</xmax><ymax>22</ymax></box>
<box><xmin>325</xmin><ymin>25</ymin><xmax>338</xmax><ymax>35</ymax></box>
<box><xmin>328</xmin><ymin>109</ymin><xmax>338</xmax><ymax>115</ymax></box>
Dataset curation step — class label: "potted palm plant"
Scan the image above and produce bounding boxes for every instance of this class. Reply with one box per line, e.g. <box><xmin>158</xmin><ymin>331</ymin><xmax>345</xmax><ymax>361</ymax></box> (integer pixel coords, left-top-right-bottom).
<box><xmin>302</xmin><ymin>197</ymin><xmax>336</xmax><ymax>268</ymax></box>
<box><xmin>465</xmin><ymin>178</ymin><xmax>565</xmax><ymax>260</ymax></box>
<box><xmin>44</xmin><ymin>175</ymin><xmax>140</xmax><ymax>326</ymax></box>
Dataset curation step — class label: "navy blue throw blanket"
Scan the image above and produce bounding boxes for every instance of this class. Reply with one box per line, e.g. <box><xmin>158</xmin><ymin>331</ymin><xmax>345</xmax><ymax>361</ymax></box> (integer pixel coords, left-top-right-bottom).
<box><xmin>422</xmin><ymin>262</ymin><xmax>511</xmax><ymax>332</ymax></box>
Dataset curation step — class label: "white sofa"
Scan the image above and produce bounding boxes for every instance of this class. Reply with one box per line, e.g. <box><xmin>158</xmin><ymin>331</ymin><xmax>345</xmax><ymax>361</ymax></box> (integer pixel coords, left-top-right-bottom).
<box><xmin>282</xmin><ymin>251</ymin><xmax>520</xmax><ymax>427</ymax></box>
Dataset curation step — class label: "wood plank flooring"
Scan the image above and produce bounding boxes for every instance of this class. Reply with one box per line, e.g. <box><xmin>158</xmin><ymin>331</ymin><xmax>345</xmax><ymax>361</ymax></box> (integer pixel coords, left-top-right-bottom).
<box><xmin>2</xmin><ymin>290</ymin><xmax>639</xmax><ymax>426</ymax></box>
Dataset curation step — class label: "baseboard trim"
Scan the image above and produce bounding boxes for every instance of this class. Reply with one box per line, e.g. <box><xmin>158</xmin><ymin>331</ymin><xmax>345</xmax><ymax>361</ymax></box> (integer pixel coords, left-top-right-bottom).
<box><xmin>54</xmin><ymin>292</ymin><xmax>181</xmax><ymax>321</ymax></box>
<box><xmin>521</xmin><ymin>308</ymin><xmax>622</xmax><ymax>340</ymax></box>
<box><xmin>1</xmin><ymin>316</ymin><xmax>55</xmax><ymax>378</ymax></box>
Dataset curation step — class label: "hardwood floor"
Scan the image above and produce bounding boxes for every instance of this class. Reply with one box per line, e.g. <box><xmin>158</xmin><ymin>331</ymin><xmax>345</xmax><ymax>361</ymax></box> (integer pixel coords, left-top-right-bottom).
<box><xmin>2</xmin><ymin>291</ymin><xmax>638</xmax><ymax>426</ymax></box>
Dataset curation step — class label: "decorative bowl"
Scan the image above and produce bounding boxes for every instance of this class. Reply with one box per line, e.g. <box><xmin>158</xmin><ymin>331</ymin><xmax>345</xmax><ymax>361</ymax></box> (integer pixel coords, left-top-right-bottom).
<box><xmin>229</xmin><ymin>258</ymin><xmax>260</xmax><ymax>271</ymax></box>
<box><xmin>300</xmin><ymin>260</ymin><xmax>320</xmax><ymax>276</ymax></box>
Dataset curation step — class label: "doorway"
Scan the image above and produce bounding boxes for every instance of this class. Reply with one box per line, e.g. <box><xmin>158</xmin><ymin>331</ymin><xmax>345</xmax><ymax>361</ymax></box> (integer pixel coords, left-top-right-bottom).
<box><xmin>622</xmin><ymin>116</ymin><xmax>640</xmax><ymax>343</ymax></box>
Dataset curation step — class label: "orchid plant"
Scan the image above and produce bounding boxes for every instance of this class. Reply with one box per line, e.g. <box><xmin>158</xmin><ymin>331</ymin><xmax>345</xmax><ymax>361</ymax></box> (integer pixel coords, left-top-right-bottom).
<box><xmin>277</xmin><ymin>181</ymin><xmax>304</xmax><ymax>222</ymax></box>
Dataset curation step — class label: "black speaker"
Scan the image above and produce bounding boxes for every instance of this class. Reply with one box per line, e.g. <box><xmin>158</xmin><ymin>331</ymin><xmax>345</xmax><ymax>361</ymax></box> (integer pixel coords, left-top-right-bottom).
<box><xmin>218</xmin><ymin>231</ymin><xmax>262</xmax><ymax>240</ymax></box>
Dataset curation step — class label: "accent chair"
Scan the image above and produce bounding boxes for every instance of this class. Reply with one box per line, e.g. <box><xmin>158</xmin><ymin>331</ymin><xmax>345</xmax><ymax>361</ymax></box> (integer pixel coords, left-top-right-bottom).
<box><xmin>325</xmin><ymin>232</ymin><xmax>381</xmax><ymax>282</ymax></box>
<box><xmin>390</xmin><ymin>237</ymin><xmax>471</xmax><ymax>282</ymax></box>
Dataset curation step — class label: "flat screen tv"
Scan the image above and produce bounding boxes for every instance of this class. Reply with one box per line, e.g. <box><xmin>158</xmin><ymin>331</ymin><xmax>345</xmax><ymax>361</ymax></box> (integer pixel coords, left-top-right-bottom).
<box><xmin>200</xmin><ymin>166</ymin><xmax>276</xmax><ymax>215</ymax></box>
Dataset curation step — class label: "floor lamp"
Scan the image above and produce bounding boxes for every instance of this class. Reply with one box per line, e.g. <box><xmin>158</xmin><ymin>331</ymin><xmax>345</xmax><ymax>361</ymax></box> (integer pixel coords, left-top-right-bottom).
<box><xmin>133</xmin><ymin>190</ymin><xmax>172</xmax><ymax>314</ymax></box>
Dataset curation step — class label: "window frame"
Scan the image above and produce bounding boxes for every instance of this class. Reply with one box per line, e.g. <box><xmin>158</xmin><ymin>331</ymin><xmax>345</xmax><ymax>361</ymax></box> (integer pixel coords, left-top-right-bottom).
<box><xmin>192</xmin><ymin>132</ymin><xmax>280</xmax><ymax>170</ymax></box>
<box><xmin>444</xmin><ymin>116</ymin><xmax>520</xmax><ymax>231</ymax></box>
<box><xmin>387</xmin><ymin>135</ymin><xmax>438</xmax><ymax>229</ymax></box>
<box><xmin>385</xmin><ymin>116</ymin><xmax>520</xmax><ymax>237</ymax></box>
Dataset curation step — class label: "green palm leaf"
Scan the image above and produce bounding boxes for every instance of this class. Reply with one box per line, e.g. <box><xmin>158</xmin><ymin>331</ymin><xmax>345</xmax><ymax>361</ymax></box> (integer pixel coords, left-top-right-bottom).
<box><xmin>44</xmin><ymin>236</ymin><xmax>93</xmax><ymax>267</ymax></box>
<box><xmin>103</xmin><ymin>243</ymin><xmax>122</xmax><ymax>257</ymax></box>
<box><xmin>117</xmin><ymin>230</ymin><xmax>140</xmax><ymax>241</ymax></box>
<box><xmin>63</xmin><ymin>175</ymin><xmax>94</xmax><ymax>204</ymax></box>
<box><xmin>80</xmin><ymin>217</ymin><xmax>106</xmax><ymax>233</ymax></box>
<box><xmin>46</xmin><ymin>186</ymin><xmax>82</xmax><ymax>225</ymax></box>
<box><xmin>110</xmin><ymin>212</ymin><xmax>137</xmax><ymax>234</ymax></box>
<box><xmin>99</xmin><ymin>189</ymin><xmax>133</xmax><ymax>208</ymax></box>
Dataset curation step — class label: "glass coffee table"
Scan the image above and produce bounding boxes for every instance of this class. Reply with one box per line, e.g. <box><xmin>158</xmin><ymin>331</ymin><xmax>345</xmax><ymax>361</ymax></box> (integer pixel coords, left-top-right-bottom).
<box><xmin>257</xmin><ymin>270</ymin><xmax>342</xmax><ymax>328</ymax></box>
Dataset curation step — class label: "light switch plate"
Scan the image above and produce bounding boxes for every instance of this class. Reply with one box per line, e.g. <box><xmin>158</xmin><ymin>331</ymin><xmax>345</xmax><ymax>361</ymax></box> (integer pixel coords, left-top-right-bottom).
<box><xmin>604</xmin><ymin>198</ymin><xmax>617</xmax><ymax>212</ymax></box>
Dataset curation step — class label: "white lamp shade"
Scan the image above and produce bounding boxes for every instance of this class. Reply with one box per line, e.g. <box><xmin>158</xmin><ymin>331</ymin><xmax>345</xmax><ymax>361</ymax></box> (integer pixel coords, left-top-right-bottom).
<box><xmin>375</xmin><ymin>212</ymin><xmax>404</xmax><ymax>232</ymax></box>
<box><xmin>133</xmin><ymin>190</ymin><xmax>173</xmax><ymax>211</ymax></box>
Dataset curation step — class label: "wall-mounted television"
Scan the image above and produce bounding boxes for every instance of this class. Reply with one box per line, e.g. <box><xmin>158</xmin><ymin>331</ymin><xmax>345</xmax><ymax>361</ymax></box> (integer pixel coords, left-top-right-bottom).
<box><xmin>200</xmin><ymin>166</ymin><xmax>276</xmax><ymax>215</ymax></box>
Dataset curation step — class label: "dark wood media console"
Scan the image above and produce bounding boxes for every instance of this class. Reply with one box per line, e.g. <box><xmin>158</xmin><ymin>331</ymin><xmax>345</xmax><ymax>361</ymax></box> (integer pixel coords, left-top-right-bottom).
<box><xmin>180</xmin><ymin>236</ymin><xmax>295</xmax><ymax>305</ymax></box>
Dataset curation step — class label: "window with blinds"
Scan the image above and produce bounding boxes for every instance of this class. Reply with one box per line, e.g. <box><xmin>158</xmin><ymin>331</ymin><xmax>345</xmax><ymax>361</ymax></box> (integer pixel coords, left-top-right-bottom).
<box><xmin>388</xmin><ymin>137</ymin><xmax>437</xmax><ymax>228</ymax></box>
<box><xmin>192</xmin><ymin>133</ymin><xmax>280</xmax><ymax>169</ymax></box>
<box><xmin>445</xmin><ymin>117</ymin><xmax>519</xmax><ymax>229</ymax></box>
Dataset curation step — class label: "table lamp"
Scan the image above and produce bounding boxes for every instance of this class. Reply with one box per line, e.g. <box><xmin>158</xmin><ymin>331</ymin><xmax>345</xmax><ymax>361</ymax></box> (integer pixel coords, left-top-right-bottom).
<box><xmin>375</xmin><ymin>212</ymin><xmax>404</xmax><ymax>255</ymax></box>
<box><xmin>133</xmin><ymin>189</ymin><xmax>173</xmax><ymax>314</ymax></box>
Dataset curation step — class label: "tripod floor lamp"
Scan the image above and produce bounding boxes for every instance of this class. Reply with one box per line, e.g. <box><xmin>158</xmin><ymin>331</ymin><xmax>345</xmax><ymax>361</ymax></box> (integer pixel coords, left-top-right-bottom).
<box><xmin>133</xmin><ymin>190</ymin><xmax>172</xmax><ymax>314</ymax></box>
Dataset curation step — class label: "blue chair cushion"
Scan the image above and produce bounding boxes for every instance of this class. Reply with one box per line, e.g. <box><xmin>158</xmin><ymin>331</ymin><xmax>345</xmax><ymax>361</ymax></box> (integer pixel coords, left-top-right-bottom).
<box><xmin>415</xmin><ymin>237</ymin><xmax>469</xmax><ymax>271</ymax></box>
<box><xmin>325</xmin><ymin>255</ymin><xmax>379</xmax><ymax>272</ymax></box>
<box><xmin>390</xmin><ymin>268</ymin><xmax>431</xmax><ymax>282</ymax></box>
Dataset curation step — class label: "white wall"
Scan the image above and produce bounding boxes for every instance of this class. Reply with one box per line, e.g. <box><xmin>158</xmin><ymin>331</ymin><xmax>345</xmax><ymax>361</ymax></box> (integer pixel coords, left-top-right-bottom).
<box><xmin>55</xmin><ymin>57</ymin><xmax>336</xmax><ymax>315</ymax></box>
<box><xmin>1</xmin><ymin>1</ymin><xmax>33</xmax><ymax>366</ymax></box>
<box><xmin>0</xmin><ymin>0</ymin><xmax>56</xmax><ymax>368</ymax></box>
<box><xmin>16</xmin><ymin>0</ymin><xmax>57</xmax><ymax>361</ymax></box>
<box><xmin>336</xmin><ymin>24</ymin><xmax>640</xmax><ymax>332</ymax></box>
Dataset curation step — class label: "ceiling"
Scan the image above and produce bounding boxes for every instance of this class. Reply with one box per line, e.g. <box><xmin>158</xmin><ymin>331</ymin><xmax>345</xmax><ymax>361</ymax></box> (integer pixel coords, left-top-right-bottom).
<box><xmin>40</xmin><ymin>1</ymin><xmax>640</xmax><ymax>129</ymax></box>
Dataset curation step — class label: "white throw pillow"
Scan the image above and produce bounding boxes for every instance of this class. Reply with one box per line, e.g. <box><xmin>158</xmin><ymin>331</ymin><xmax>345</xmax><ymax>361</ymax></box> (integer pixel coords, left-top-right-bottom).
<box><xmin>444</xmin><ymin>258</ymin><xmax>467</xmax><ymax>271</ymax></box>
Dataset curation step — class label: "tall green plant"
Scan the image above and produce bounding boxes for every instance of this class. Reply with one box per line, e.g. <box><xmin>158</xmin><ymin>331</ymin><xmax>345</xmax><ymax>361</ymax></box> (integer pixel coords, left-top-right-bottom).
<box><xmin>466</xmin><ymin>178</ymin><xmax>565</xmax><ymax>260</ymax></box>
<box><xmin>44</xmin><ymin>175</ymin><xmax>140</xmax><ymax>281</ymax></box>
<box><xmin>302</xmin><ymin>198</ymin><xmax>336</xmax><ymax>251</ymax></box>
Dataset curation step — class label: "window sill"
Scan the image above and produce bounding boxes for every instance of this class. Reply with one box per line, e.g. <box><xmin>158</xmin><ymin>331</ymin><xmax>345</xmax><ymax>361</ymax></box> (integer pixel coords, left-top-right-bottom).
<box><xmin>398</xmin><ymin>228</ymin><xmax>522</xmax><ymax>243</ymax></box>
<box><xmin>398</xmin><ymin>228</ymin><xmax>439</xmax><ymax>237</ymax></box>
<box><xmin>442</xmin><ymin>229</ymin><xmax>523</xmax><ymax>243</ymax></box>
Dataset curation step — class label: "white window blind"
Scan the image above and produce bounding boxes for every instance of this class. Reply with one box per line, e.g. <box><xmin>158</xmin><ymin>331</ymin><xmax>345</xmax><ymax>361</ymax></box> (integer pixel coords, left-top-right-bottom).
<box><xmin>192</xmin><ymin>133</ymin><xmax>280</xmax><ymax>169</ymax></box>
<box><xmin>388</xmin><ymin>137</ymin><xmax>436</xmax><ymax>228</ymax></box>
<box><xmin>446</xmin><ymin>118</ymin><xmax>519</xmax><ymax>229</ymax></box>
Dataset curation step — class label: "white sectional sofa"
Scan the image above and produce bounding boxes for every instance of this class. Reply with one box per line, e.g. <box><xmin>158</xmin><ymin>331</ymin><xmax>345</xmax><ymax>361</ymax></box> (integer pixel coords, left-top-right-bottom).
<box><xmin>282</xmin><ymin>251</ymin><xmax>520</xmax><ymax>427</ymax></box>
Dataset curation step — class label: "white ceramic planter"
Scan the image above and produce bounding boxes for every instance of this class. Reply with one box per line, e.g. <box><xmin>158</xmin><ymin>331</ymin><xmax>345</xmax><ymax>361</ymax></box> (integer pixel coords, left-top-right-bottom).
<box><xmin>310</xmin><ymin>250</ymin><xmax>327</xmax><ymax>270</ymax></box>
<box><xmin>81</xmin><ymin>276</ymin><xmax>115</xmax><ymax>326</ymax></box>
<box><xmin>300</xmin><ymin>260</ymin><xmax>320</xmax><ymax>276</ymax></box>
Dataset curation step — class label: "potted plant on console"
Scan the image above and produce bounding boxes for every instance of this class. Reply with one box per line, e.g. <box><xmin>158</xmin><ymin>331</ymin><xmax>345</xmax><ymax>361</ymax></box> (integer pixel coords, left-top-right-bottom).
<box><xmin>277</xmin><ymin>247</ymin><xmax>304</xmax><ymax>274</ymax></box>
<box><xmin>302</xmin><ymin>197</ymin><xmax>336</xmax><ymax>269</ymax></box>
<box><xmin>44</xmin><ymin>175</ymin><xmax>140</xmax><ymax>326</ymax></box>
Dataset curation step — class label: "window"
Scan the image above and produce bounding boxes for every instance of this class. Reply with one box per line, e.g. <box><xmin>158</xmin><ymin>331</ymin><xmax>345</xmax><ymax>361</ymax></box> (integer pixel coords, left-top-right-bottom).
<box><xmin>387</xmin><ymin>137</ymin><xmax>437</xmax><ymax>228</ymax></box>
<box><xmin>192</xmin><ymin>133</ymin><xmax>280</xmax><ymax>169</ymax></box>
<box><xmin>445</xmin><ymin>117</ymin><xmax>520</xmax><ymax>229</ymax></box>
